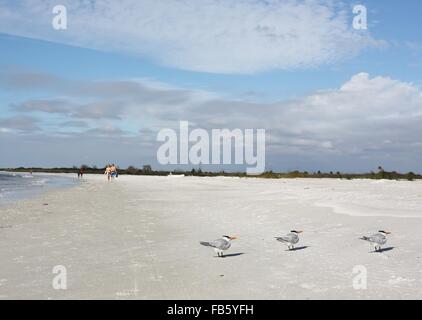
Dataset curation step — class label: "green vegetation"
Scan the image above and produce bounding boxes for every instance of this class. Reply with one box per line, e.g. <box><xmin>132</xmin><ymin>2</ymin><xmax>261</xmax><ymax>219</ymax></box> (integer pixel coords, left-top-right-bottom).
<box><xmin>1</xmin><ymin>165</ymin><xmax>421</xmax><ymax>181</ymax></box>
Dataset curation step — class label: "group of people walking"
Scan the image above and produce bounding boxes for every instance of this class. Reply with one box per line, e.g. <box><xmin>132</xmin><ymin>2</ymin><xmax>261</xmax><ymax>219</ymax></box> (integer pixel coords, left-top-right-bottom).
<box><xmin>104</xmin><ymin>164</ymin><xmax>118</xmax><ymax>181</ymax></box>
<box><xmin>76</xmin><ymin>164</ymin><xmax>118</xmax><ymax>180</ymax></box>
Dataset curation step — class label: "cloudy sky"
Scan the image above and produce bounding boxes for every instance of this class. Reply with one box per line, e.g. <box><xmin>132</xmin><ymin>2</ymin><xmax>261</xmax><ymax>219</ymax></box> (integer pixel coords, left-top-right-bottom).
<box><xmin>0</xmin><ymin>0</ymin><xmax>422</xmax><ymax>172</ymax></box>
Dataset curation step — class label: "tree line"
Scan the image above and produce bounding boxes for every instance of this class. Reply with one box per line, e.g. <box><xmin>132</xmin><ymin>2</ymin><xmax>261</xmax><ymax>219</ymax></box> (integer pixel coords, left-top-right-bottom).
<box><xmin>1</xmin><ymin>165</ymin><xmax>421</xmax><ymax>181</ymax></box>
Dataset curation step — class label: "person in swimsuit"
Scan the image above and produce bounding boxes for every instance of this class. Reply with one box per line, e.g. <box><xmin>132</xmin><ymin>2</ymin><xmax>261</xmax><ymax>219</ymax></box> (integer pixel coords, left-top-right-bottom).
<box><xmin>110</xmin><ymin>164</ymin><xmax>118</xmax><ymax>178</ymax></box>
<box><xmin>104</xmin><ymin>165</ymin><xmax>112</xmax><ymax>181</ymax></box>
<box><xmin>78</xmin><ymin>167</ymin><xmax>84</xmax><ymax>179</ymax></box>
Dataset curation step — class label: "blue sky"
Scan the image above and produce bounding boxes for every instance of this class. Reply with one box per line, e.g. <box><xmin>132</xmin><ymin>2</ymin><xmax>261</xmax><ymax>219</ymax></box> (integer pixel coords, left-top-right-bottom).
<box><xmin>0</xmin><ymin>0</ymin><xmax>422</xmax><ymax>172</ymax></box>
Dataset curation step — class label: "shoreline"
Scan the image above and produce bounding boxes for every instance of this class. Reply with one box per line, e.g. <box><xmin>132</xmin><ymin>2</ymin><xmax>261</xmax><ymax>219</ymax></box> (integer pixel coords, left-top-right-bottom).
<box><xmin>0</xmin><ymin>172</ymin><xmax>80</xmax><ymax>208</ymax></box>
<box><xmin>1</xmin><ymin>176</ymin><xmax>421</xmax><ymax>299</ymax></box>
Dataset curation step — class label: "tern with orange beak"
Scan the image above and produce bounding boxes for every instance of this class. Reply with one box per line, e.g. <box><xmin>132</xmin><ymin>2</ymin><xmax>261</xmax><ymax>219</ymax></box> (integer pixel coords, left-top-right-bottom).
<box><xmin>200</xmin><ymin>235</ymin><xmax>237</xmax><ymax>257</ymax></box>
<box><xmin>360</xmin><ymin>230</ymin><xmax>391</xmax><ymax>252</ymax></box>
<box><xmin>276</xmin><ymin>230</ymin><xmax>303</xmax><ymax>250</ymax></box>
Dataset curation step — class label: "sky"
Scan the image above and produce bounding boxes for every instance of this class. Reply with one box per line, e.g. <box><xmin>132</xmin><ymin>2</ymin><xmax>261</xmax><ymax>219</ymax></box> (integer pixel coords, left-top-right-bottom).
<box><xmin>0</xmin><ymin>0</ymin><xmax>422</xmax><ymax>173</ymax></box>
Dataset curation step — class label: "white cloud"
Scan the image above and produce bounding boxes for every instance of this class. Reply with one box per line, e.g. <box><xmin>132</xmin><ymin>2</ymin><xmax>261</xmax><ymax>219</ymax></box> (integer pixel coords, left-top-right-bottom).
<box><xmin>2</xmin><ymin>68</ymin><xmax>422</xmax><ymax>170</ymax></box>
<box><xmin>0</xmin><ymin>0</ymin><xmax>380</xmax><ymax>74</ymax></box>
<box><xmin>156</xmin><ymin>72</ymin><xmax>422</xmax><ymax>164</ymax></box>
<box><xmin>265</xmin><ymin>73</ymin><xmax>422</xmax><ymax>157</ymax></box>
<box><xmin>0</xmin><ymin>115</ymin><xmax>41</xmax><ymax>132</ymax></box>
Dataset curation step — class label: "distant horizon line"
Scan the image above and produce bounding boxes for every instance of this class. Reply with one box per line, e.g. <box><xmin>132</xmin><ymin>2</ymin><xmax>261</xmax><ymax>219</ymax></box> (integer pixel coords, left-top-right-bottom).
<box><xmin>1</xmin><ymin>166</ymin><xmax>421</xmax><ymax>179</ymax></box>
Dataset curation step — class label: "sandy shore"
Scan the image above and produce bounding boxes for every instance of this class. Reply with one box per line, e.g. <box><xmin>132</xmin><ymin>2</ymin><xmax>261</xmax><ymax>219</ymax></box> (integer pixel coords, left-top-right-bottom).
<box><xmin>1</xmin><ymin>175</ymin><xmax>422</xmax><ymax>299</ymax></box>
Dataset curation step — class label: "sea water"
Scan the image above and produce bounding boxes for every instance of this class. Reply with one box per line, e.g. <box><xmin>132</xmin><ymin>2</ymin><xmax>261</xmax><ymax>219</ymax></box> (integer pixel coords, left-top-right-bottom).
<box><xmin>0</xmin><ymin>172</ymin><xmax>79</xmax><ymax>206</ymax></box>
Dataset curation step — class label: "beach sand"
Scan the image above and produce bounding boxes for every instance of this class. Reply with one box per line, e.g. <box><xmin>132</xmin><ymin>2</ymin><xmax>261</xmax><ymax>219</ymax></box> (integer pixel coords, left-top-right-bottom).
<box><xmin>1</xmin><ymin>175</ymin><xmax>422</xmax><ymax>299</ymax></box>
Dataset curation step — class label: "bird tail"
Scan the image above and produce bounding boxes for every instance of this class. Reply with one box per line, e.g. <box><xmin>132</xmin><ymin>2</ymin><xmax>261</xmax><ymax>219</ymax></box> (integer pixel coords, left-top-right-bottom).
<box><xmin>200</xmin><ymin>241</ymin><xmax>212</xmax><ymax>247</ymax></box>
<box><xmin>275</xmin><ymin>237</ymin><xmax>287</xmax><ymax>242</ymax></box>
<box><xmin>360</xmin><ymin>236</ymin><xmax>369</xmax><ymax>241</ymax></box>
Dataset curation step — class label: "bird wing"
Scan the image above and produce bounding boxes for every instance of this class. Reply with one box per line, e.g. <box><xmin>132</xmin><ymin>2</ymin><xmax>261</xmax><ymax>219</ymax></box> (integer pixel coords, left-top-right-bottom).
<box><xmin>276</xmin><ymin>233</ymin><xmax>299</xmax><ymax>244</ymax></box>
<box><xmin>276</xmin><ymin>236</ymin><xmax>290</xmax><ymax>243</ymax></box>
<box><xmin>200</xmin><ymin>241</ymin><xmax>213</xmax><ymax>247</ymax></box>
<box><xmin>361</xmin><ymin>233</ymin><xmax>386</xmax><ymax>244</ymax></box>
<box><xmin>370</xmin><ymin>233</ymin><xmax>387</xmax><ymax>244</ymax></box>
<box><xmin>200</xmin><ymin>238</ymin><xmax>230</xmax><ymax>250</ymax></box>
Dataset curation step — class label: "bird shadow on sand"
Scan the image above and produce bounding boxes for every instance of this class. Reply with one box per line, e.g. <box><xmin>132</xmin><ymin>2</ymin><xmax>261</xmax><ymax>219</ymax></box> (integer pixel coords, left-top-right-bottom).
<box><xmin>286</xmin><ymin>246</ymin><xmax>310</xmax><ymax>252</ymax></box>
<box><xmin>370</xmin><ymin>247</ymin><xmax>395</xmax><ymax>253</ymax></box>
<box><xmin>215</xmin><ymin>253</ymin><xmax>245</xmax><ymax>258</ymax></box>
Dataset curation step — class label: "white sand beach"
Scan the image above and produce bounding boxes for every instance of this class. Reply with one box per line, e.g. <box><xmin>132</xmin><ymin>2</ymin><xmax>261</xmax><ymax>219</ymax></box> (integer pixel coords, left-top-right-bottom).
<box><xmin>1</xmin><ymin>175</ymin><xmax>422</xmax><ymax>299</ymax></box>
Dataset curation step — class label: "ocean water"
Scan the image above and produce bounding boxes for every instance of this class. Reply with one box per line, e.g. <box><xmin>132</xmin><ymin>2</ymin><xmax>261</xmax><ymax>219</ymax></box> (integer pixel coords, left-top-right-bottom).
<box><xmin>0</xmin><ymin>172</ymin><xmax>79</xmax><ymax>206</ymax></box>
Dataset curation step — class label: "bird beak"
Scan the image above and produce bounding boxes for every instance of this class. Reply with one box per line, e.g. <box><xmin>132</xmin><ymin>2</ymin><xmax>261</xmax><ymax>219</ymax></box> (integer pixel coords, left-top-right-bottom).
<box><xmin>385</xmin><ymin>231</ymin><xmax>392</xmax><ymax>235</ymax></box>
<box><xmin>229</xmin><ymin>236</ymin><xmax>237</xmax><ymax>240</ymax></box>
<box><xmin>297</xmin><ymin>230</ymin><xmax>304</xmax><ymax>234</ymax></box>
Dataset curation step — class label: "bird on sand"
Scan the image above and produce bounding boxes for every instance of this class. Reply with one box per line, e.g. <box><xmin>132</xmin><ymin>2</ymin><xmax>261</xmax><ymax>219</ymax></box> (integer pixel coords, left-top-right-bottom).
<box><xmin>360</xmin><ymin>230</ymin><xmax>391</xmax><ymax>252</ymax></box>
<box><xmin>276</xmin><ymin>230</ymin><xmax>303</xmax><ymax>250</ymax></box>
<box><xmin>200</xmin><ymin>235</ymin><xmax>237</xmax><ymax>257</ymax></box>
